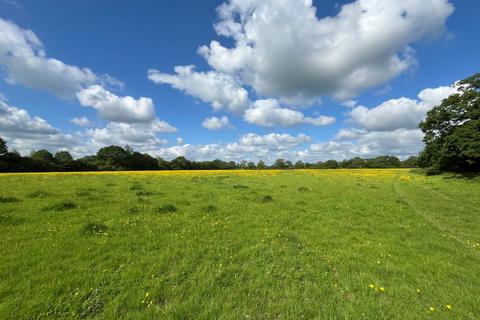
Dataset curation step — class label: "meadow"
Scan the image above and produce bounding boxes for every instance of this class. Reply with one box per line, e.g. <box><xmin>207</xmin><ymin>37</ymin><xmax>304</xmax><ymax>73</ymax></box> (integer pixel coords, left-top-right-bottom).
<box><xmin>0</xmin><ymin>169</ymin><xmax>479</xmax><ymax>319</ymax></box>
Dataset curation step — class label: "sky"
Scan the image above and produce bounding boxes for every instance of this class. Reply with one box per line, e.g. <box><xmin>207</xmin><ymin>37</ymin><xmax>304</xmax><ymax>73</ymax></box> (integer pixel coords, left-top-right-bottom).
<box><xmin>0</xmin><ymin>0</ymin><xmax>479</xmax><ymax>163</ymax></box>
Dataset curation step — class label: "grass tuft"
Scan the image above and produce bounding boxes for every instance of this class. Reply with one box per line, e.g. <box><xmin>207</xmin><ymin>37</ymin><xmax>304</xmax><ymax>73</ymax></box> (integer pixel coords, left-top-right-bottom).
<box><xmin>298</xmin><ymin>187</ymin><xmax>309</xmax><ymax>192</ymax></box>
<box><xmin>260</xmin><ymin>195</ymin><xmax>273</xmax><ymax>203</ymax></box>
<box><xmin>82</xmin><ymin>222</ymin><xmax>108</xmax><ymax>235</ymax></box>
<box><xmin>27</xmin><ymin>190</ymin><xmax>50</xmax><ymax>198</ymax></box>
<box><xmin>0</xmin><ymin>196</ymin><xmax>21</xmax><ymax>203</ymax></box>
<box><xmin>44</xmin><ymin>201</ymin><xmax>77</xmax><ymax>212</ymax></box>
<box><xmin>233</xmin><ymin>184</ymin><xmax>249</xmax><ymax>189</ymax></box>
<box><xmin>136</xmin><ymin>191</ymin><xmax>154</xmax><ymax>197</ymax></box>
<box><xmin>0</xmin><ymin>215</ymin><xmax>25</xmax><ymax>226</ymax></box>
<box><xmin>157</xmin><ymin>204</ymin><xmax>178</xmax><ymax>214</ymax></box>
<box><xmin>202</xmin><ymin>205</ymin><xmax>218</xmax><ymax>213</ymax></box>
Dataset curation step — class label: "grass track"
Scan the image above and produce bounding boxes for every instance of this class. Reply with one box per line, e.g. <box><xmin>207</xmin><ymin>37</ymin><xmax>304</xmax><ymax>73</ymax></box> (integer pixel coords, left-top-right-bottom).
<box><xmin>0</xmin><ymin>169</ymin><xmax>479</xmax><ymax>319</ymax></box>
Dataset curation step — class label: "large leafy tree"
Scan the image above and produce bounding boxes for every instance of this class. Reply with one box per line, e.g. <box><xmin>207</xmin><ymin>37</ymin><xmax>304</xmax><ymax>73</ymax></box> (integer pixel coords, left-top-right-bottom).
<box><xmin>419</xmin><ymin>73</ymin><xmax>480</xmax><ymax>172</ymax></box>
<box><xmin>0</xmin><ymin>137</ymin><xmax>7</xmax><ymax>156</ymax></box>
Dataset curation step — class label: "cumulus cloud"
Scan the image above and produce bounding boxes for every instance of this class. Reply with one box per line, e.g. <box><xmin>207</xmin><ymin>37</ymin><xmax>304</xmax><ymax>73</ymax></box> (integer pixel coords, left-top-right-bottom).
<box><xmin>152</xmin><ymin>132</ymin><xmax>311</xmax><ymax>162</ymax></box>
<box><xmin>348</xmin><ymin>85</ymin><xmax>457</xmax><ymax>131</ymax></box>
<box><xmin>148</xmin><ymin>66</ymin><xmax>249</xmax><ymax>114</ymax></box>
<box><xmin>84</xmin><ymin>118</ymin><xmax>176</xmax><ymax>151</ymax></box>
<box><xmin>239</xmin><ymin>133</ymin><xmax>310</xmax><ymax>150</ymax></box>
<box><xmin>202</xmin><ymin>116</ymin><xmax>231</xmax><ymax>130</ymax></box>
<box><xmin>70</xmin><ymin>116</ymin><xmax>91</xmax><ymax>127</ymax></box>
<box><xmin>244</xmin><ymin>99</ymin><xmax>335</xmax><ymax>127</ymax></box>
<box><xmin>314</xmin><ymin>83</ymin><xmax>460</xmax><ymax>161</ymax></box>
<box><xmin>199</xmin><ymin>0</ymin><xmax>454</xmax><ymax>101</ymax></box>
<box><xmin>76</xmin><ymin>85</ymin><xmax>156</xmax><ymax>123</ymax></box>
<box><xmin>0</xmin><ymin>100</ymin><xmax>78</xmax><ymax>153</ymax></box>
<box><xmin>0</xmin><ymin>18</ymin><xmax>97</xmax><ymax>99</ymax></box>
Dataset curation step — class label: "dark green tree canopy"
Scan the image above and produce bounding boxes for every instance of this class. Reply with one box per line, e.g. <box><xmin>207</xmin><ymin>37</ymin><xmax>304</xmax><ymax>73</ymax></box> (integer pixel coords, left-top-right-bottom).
<box><xmin>30</xmin><ymin>149</ymin><xmax>55</xmax><ymax>162</ymax></box>
<box><xmin>0</xmin><ymin>137</ymin><xmax>7</xmax><ymax>156</ymax></box>
<box><xmin>419</xmin><ymin>73</ymin><xmax>480</xmax><ymax>172</ymax></box>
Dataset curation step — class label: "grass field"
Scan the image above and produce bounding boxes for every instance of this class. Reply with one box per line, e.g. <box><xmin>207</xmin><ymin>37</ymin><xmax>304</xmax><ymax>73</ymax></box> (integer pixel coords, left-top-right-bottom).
<box><xmin>0</xmin><ymin>169</ymin><xmax>479</xmax><ymax>319</ymax></box>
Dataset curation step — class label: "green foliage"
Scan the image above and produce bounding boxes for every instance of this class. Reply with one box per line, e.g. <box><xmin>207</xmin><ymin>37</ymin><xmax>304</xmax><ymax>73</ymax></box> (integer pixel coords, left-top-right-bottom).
<box><xmin>30</xmin><ymin>149</ymin><xmax>55</xmax><ymax>162</ymax></box>
<box><xmin>419</xmin><ymin>73</ymin><xmax>480</xmax><ymax>172</ymax></box>
<box><xmin>0</xmin><ymin>137</ymin><xmax>7</xmax><ymax>156</ymax></box>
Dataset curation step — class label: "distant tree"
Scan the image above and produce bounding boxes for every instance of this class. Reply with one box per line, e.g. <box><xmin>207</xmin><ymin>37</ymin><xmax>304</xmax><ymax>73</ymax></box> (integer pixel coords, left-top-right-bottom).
<box><xmin>366</xmin><ymin>156</ymin><xmax>401</xmax><ymax>168</ymax></box>
<box><xmin>238</xmin><ymin>160</ymin><xmax>248</xmax><ymax>169</ymax></box>
<box><xmin>128</xmin><ymin>152</ymin><xmax>159</xmax><ymax>170</ymax></box>
<box><xmin>401</xmin><ymin>156</ymin><xmax>419</xmax><ymax>168</ymax></box>
<box><xmin>54</xmin><ymin>151</ymin><xmax>73</xmax><ymax>164</ymax></box>
<box><xmin>247</xmin><ymin>161</ymin><xmax>256</xmax><ymax>169</ymax></box>
<box><xmin>157</xmin><ymin>157</ymin><xmax>171</xmax><ymax>170</ymax></box>
<box><xmin>274</xmin><ymin>159</ymin><xmax>287</xmax><ymax>169</ymax></box>
<box><xmin>30</xmin><ymin>149</ymin><xmax>55</xmax><ymax>162</ymax></box>
<box><xmin>54</xmin><ymin>151</ymin><xmax>75</xmax><ymax>171</ymax></box>
<box><xmin>169</xmin><ymin>156</ymin><xmax>192</xmax><ymax>170</ymax></box>
<box><xmin>419</xmin><ymin>73</ymin><xmax>480</xmax><ymax>172</ymax></box>
<box><xmin>257</xmin><ymin>160</ymin><xmax>267</xmax><ymax>169</ymax></box>
<box><xmin>96</xmin><ymin>145</ymin><xmax>129</xmax><ymax>170</ymax></box>
<box><xmin>322</xmin><ymin>160</ymin><xmax>339</xmax><ymax>169</ymax></box>
<box><xmin>284</xmin><ymin>160</ymin><xmax>293</xmax><ymax>169</ymax></box>
<box><xmin>294</xmin><ymin>160</ymin><xmax>305</xmax><ymax>169</ymax></box>
<box><xmin>340</xmin><ymin>157</ymin><xmax>366</xmax><ymax>168</ymax></box>
<box><xmin>0</xmin><ymin>137</ymin><xmax>7</xmax><ymax>156</ymax></box>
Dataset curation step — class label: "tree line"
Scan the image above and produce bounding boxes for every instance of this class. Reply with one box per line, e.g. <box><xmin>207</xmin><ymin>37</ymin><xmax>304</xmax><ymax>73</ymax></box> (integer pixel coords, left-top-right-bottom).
<box><xmin>0</xmin><ymin>140</ymin><xmax>418</xmax><ymax>172</ymax></box>
<box><xmin>1</xmin><ymin>73</ymin><xmax>478</xmax><ymax>173</ymax></box>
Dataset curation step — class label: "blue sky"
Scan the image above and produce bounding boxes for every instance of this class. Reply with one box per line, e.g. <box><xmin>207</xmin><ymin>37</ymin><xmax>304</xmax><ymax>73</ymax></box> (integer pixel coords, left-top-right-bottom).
<box><xmin>0</xmin><ymin>0</ymin><xmax>478</xmax><ymax>162</ymax></box>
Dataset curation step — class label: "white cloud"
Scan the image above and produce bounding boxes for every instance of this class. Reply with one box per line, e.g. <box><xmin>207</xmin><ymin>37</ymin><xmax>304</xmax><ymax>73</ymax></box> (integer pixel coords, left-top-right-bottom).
<box><xmin>239</xmin><ymin>133</ymin><xmax>310</xmax><ymax>150</ymax></box>
<box><xmin>152</xmin><ymin>132</ymin><xmax>311</xmax><ymax>162</ymax></box>
<box><xmin>76</xmin><ymin>85</ymin><xmax>156</xmax><ymax>123</ymax></box>
<box><xmin>70</xmin><ymin>116</ymin><xmax>91</xmax><ymax>127</ymax></box>
<box><xmin>244</xmin><ymin>99</ymin><xmax>335</xmax><ymax>127</ymax></box>
<box><xmin>0</xmin><ymin>100</ymin><xmax>78</xmax><ymax>153</ymax></box>
<box><xmin>176</xmin><ymin>137</ymin><xmax>184</xmax><ymax>145</ymax></box>
<box><xmin>202</xmin><ymin>116</ymin><xmax>231</xmax><ymax>130</ymax></box>
<box><xmin>148</xmin><ymin>66</ymin><xmax>249</xmax><ymax>114</ymax></box>
<box><xmin>0</xmin><ymin>18</ymin><xmax>97</xmax><ymax>99</ymax></box>
<box><xmin>198</xmin><ymin>0</ymin><xmax>454</xmax><ymax>101</ymax></box>
<box><xmin>348</xmin><ymin>85</ymin><xmax>457</xmax><ymax>131</ymax></box>
<box><xmin>84</xmin><ymin>118</ymin><xmax>175</xmax><ymax>151</ymax></box>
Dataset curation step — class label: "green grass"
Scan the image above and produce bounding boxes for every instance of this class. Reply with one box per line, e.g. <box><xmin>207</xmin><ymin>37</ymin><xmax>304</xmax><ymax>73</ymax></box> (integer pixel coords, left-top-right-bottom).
<box><xmin>0</xmin><ymin>169</ymin><xmax>479</xmax><ymax>319</ymax></box>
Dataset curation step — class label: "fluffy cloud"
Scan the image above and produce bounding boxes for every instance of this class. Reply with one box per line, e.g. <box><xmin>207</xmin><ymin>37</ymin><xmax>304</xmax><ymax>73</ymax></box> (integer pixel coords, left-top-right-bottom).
<box><xmin>202</xmin><ymin>116</ymin><xmax>231</xmax><ymax>130</ymax></box>
<box><xmin>198</xmin><ymin>0</ymin><xmax>454</xmax><ymax>101</ymax></box>
<box><xmin>76</xmin><ymin>85</ymin><xmax>156</xmax><ymax>123</ymax></box>
<box><xmin>348</xmin><ymin>85</ymin><xmax>457</xmax><ymax>131</ymax></box>
<box><xmin>84</xmin><ymin>118</ymin><xmax>176</xmax><ymax>151</ymax></box>
<box><xmin>148</xmin><ymin>66</ymin><xmax>249</xmax><ymax>114</ymax></box>
<box><xmin>0</xmin><ymin>101</ymin><xmax>78</xmax><ymax>153</ymax></box>
<box><xmin>244</xmin><ymin>99</ymin><xmax>335</xmax><ymax>127</ymax></box>
<box><xmin>239</xmin><ymin>133</ymin><xmax>310</xmax><ymax>150</ymax></box>
<box><xmin>70</xmin><ymin>116</ymin><xmax>91</xmax><ymax>127</ymax></box>
<box><xmin>152</xmin><ymin>132</ymin><xmax>311</xmax><ymax>162</ymax></box>
<box><xmin>313</xmin><ymin>83</ymin><xmax>459</xmax><ymax>161</ymax></box>
<box><xmin>0</xmin><ymin>18</ymin><xmax>97</xmax><ymax>99</ymax></box>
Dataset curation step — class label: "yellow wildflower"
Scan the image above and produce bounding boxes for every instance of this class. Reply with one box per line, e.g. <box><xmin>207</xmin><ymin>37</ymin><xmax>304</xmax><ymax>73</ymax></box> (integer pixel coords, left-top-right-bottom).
<box><xmin>446</xmin><ymin>304</ymin><xmax>452</xmax><ymax>310</ymax></box>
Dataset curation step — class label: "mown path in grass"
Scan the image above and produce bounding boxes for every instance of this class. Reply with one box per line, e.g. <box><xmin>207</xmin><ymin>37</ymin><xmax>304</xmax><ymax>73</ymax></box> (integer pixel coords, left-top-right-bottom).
<box><xmin>0</xmin><ymin>170</ymin><xmax>479</xmax><ymax>319</ymax></box>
